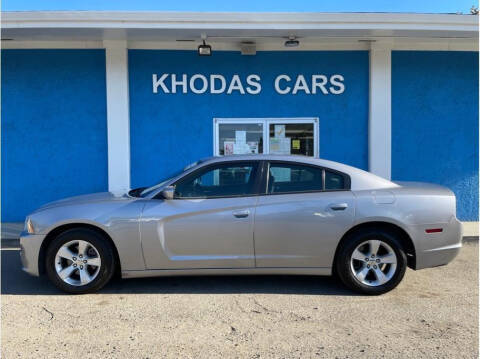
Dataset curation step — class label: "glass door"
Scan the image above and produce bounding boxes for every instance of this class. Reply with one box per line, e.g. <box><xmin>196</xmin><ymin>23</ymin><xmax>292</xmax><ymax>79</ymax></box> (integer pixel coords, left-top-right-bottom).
<box><xmin>214</xmin><ymin>118</ymin><xmax>318</xmax><ymax>157</ymax></box>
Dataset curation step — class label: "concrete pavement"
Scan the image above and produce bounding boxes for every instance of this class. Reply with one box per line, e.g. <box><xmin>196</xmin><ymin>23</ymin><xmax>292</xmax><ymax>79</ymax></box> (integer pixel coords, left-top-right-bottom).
<box><xmin>1</xmin><ymin>240</ymin><xmax>478</xmax><ymax>358</ymax></box>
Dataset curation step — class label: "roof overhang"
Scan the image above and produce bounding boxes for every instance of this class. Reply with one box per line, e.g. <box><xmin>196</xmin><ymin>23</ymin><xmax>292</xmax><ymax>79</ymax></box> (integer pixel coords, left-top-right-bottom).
<box><xmin>1</xmin><ymin>11</ymin><xmax>478</xmax><ymax>52</ymax></box>
<box><xmin>2</xmin><ymin>11</ymin><xmax>478</xmax><ymax>41</ymax></box>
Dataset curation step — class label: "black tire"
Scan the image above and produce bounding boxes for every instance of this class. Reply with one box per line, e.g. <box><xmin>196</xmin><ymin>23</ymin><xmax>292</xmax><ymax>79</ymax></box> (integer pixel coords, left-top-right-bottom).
<box><xmin>335</xmin><ymin>228</ymin><xmax>407</xmax><ymax>295</ymax></box>
<box><xmin>45</xmin><ymin>228</ymin><xmax>116</xmax><ymax>294</ymax></box>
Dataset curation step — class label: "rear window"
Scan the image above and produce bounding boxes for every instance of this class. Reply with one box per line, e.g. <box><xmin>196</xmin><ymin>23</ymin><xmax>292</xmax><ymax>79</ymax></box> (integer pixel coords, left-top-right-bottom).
<box><xmin>268</xmin><ymin>163</ymin><xmax>323</xmax><ymax>194</ymax></box>
<box><xmin>325</xmin><ymin>170</ymin><xmax>345</xmax><ymax>190</ymax></box>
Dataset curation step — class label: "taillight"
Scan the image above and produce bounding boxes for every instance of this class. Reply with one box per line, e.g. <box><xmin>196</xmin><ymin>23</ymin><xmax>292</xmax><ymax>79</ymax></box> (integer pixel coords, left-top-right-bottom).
<box><xmin>425</xmin><ymin>228</ymin><xmax>443</xmax><ymax>234</ymax></box>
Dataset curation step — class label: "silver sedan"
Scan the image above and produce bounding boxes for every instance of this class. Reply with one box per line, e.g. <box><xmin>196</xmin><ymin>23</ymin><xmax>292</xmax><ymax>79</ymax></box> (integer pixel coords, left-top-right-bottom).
<box><xmin>20</xmin><ymin>155</ymin><xmax>462</xmax><ymax>294</ymax></box>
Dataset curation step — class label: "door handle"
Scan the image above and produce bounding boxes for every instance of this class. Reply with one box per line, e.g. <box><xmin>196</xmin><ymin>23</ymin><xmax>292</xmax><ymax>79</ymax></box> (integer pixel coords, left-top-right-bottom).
<box><xmin>233</xmin><ymin>210</ymin><xmax>250</xmax><ymax>218</ymax></box>
<box><xmin>329</xmin><ymin>203</ymin><xmax>348</xmax><ymax>211</ymax></box>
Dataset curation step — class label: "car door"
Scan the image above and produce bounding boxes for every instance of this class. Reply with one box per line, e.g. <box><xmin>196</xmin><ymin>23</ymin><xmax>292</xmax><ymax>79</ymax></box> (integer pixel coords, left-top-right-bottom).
<box><xmin>140</xmin><ymin>161</ymin><xmax>261</xmax><ymax>269</ymax></box>
<box><xmin>253</xmin><ymin>161</ymin><xmax>355</xmax><ymax>268</ymax></box>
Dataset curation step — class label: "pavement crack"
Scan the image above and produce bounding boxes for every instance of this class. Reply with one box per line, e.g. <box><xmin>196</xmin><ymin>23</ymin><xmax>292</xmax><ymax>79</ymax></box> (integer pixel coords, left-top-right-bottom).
<box><xmin>252</xmin><ymin>298</ymin><xmax>278</xmax><ymax>313</ymax></box>
<box><xmin>41</xmin><ymin>306</ymin><xmax>54</xmax><ymax>321</ymax></box>
<box><xmin>234</xmin><ymin>298</ymin><xmax>248</xmax><ymax>314</ymax></box>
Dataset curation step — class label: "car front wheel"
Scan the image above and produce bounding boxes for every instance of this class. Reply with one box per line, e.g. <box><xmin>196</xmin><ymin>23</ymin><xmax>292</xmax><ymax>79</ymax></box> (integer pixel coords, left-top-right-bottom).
<box><xmin>335</xmin><ymin>229</ymin><xmax>407</xmax><ymax>295</ymax></box>
<box><xmin>45</xmin><ymin>228</ymin><xmax>116</xmax><ymax>294</ymax></box>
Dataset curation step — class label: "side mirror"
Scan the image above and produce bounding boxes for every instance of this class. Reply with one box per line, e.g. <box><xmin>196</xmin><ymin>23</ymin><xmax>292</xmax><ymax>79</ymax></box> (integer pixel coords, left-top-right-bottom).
<box><xmin>160</xmin><ymin>186</ymin><xmax>175</xmax><ymax>200</ymax></box>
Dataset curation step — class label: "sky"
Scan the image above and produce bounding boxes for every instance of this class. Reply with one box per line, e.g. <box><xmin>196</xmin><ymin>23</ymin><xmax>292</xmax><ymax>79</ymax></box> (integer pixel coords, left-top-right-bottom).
<box><xmin>1</xmin><ymin>0</ymin><xmax>477</xmax><ymax>13</ymax></box>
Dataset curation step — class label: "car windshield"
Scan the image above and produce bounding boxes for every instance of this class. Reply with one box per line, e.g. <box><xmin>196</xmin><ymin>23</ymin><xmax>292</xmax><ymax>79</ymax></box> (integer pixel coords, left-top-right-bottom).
<box><xmin>135</xmin><ymin>160</ymin><xmax>202</xmax><ymax>198</ymax></box>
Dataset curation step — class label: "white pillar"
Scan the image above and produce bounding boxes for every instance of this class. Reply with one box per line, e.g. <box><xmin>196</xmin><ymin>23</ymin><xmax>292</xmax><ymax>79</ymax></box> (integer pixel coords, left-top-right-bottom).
<box><xmin>369</xmin><ymin>41</ymin><xmax>392</xmax><ymax>180</ymax></box>
<box><xmin>104</xmin><ymin>40</ymin><xmax>131</xmax><ymax>192</ymax></box>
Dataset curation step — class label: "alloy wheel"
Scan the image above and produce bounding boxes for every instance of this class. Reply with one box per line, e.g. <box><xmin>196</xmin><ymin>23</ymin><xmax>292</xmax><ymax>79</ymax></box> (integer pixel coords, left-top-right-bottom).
<box><xmin>350</xmin><ymin>239</ymin><xmax>397</xmax><ymax>287</ymax></box>
<box><xmin>54</xmin><ymin>240</ymin><xmax>102</xmax><ymax>286</ymax></box>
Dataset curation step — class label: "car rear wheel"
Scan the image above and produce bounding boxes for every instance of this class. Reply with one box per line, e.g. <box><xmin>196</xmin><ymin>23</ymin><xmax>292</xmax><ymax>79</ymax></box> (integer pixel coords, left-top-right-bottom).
<box><xmin>335</xmin><ymin>229</ymin><xmax>407</xmax><ymax>295</ymax></box>
<box><xmin>45</xmin><ymin>228</ymin><xmax>116</xmax><ymax>294</ymax></box>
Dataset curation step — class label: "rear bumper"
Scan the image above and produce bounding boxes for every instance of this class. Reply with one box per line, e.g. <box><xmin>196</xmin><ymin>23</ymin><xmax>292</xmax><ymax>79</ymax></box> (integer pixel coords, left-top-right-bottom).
<box><xmin>19</xmin><ymin>231</ymin><xmax>45</xmax><ymax>277</ymax></box>
<box><xmin>414</xmin><ymin>217</ymin><xmax>463</xmax><ymax>270</ymax></box>
<box><xmin>415</xmin><ymin>242</ymin><xmax>462</xmax><ymax>270</ymax></box>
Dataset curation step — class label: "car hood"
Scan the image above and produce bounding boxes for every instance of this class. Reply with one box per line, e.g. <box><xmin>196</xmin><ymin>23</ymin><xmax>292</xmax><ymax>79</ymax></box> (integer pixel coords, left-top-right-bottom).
<box><xmin>35</xmin><ymin>192</ymin><xmax>130</xmax><ymax>212</ymax></box>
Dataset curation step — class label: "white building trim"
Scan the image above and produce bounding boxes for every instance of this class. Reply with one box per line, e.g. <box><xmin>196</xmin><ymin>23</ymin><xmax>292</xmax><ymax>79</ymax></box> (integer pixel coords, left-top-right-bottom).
<box><xmin>391</xmin><ymin>38</ymin><xmax>478</xmax><ymax>51</ymax></box>
<box><xmin>368</xmin><ymin>41</ymin><xmax>392</xmax><ymax>180</ymax></box>
<box><xmin>2</xmin><ymin>11</ymin><xmax>477</xmax><ymax>32</ymax></box>
<box><xmin>104</xmin><ymin>40</ymin><xmax>131</xmax><ymax>193</ymax></box>
<box><xmin>2</xmin><ymin>12</ymin><xmax>477</xmax><ymax>50</ymax></box>
<box><xmin>2</xmin><ymin>38</ymin><xmax>477</xmax><ymax>51</ymax></box>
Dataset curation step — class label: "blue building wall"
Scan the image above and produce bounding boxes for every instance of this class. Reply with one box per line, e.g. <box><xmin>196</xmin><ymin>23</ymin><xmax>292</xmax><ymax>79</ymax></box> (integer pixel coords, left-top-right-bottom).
<box><xmin>392</xmin><ymin>51</ymin><xmax>479</xmax><ymax>221</ymax></box>
<box><xmin>3</xmin><ymin>49</ymin><xmax>476</xmax><ymax>222</ymax></box>
<box><xmin>1</xmin><ymin>49</ymin><xmax>108</xmax><ymax>222</ymax></box>
<box><xmin>129</xmin><ymin>50</ymin><xmax>369</xmax><ymax>188</ymax></box>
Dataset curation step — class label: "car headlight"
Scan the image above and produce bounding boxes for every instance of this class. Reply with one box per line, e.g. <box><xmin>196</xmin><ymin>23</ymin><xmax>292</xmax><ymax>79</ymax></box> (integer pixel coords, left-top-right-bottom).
<box><xmin>25</xmin><ymin>217</ymin><xmax>35</xmax><ymax>234</ymax></box>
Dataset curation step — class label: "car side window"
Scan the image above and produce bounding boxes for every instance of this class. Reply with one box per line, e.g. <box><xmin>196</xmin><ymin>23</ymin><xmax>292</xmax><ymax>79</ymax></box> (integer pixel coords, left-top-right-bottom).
<box><xmin>325</xmin><ymin>170</ymin><xmax>345</xmax><ymax>190</ymax></box>
<box><xmin>267</xmin><ymin>163</ymin><xmax>323</xmax><ymax>194</ymax></box>
<box><xmin>174</xmin><ymin>162</ymin><xmax>258</xmax><ymax>199</ymax></box>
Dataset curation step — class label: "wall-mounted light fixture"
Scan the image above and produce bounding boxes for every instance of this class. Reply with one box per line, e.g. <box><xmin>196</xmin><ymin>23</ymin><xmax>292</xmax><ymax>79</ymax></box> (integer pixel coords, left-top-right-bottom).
<box><xmin>240</xmin><ymin>41</ymin><xmax>256</xmax><ymax>55</ymax></box>
<box><xmin>198</xmin><ymin>34</ymin><xmax>212</xmax><ymax>56</ymax></box>
<box><xmin>284</xmin><ymin>36</ymin><xmax>299</xmax><ymax>47</ymax></box>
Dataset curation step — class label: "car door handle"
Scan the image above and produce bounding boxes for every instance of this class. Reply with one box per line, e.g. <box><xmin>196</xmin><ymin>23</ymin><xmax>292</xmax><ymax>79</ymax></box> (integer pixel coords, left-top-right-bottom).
<box><xmin>233</xmin><ymin>210</ymin><xmax>250</xmax><ymax>218</ymax></box>
<box><xmin>329</xmin><ymin>203</ymin><xmax>348</xmax><ymax>211</ymax></box>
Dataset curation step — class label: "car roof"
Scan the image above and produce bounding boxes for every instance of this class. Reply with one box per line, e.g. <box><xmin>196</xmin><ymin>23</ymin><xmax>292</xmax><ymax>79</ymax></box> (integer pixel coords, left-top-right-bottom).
<box><xmin>201</xmin><ymin>154</ymin><xmax>332</xmax><ymax>163</ymax></box>
<box><xmin>201</xmin><ymin>154</ymin><xmax>354</xmax><ymax>171</ymax></box>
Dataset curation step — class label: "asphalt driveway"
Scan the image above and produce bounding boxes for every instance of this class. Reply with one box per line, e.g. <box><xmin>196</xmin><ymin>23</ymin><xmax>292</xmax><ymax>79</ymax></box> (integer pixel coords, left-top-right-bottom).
<box><xmin>1</xmin><ymin>240</ymin><xmax>478</xmax><ymax>358</ymax></box>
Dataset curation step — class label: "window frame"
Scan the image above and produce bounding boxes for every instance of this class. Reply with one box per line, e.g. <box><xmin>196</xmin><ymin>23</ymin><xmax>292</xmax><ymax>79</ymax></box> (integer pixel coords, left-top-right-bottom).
<box><xmin>259</xmin><ymin>160</ymin><xmax>351</xmax><ymax>196</ymax></box>
<box><xmin>213</xmin><ymin>118</ymin><xmax>319</xmax><ymax>158</ymax></box>
<box><xmin>168</xmin><ymin>160</ymin><xmax>264</xmax><ymax>200</ymax></box>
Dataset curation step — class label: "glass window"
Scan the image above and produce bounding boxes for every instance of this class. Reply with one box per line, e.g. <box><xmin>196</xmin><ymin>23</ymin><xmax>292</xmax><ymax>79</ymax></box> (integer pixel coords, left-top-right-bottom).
<box><xmin>218</xmin><ymin>123</ymin><xmax>263</xmax><ymax>155</ymax></box>
<box><xmin>174</xmin><ymin>162</ymin><xmax>258</xmax><ymax>198</ymax></box>
<box><xmin>139</xmin><ymin>160</ymin><xmax>203</xmax><ymax>197</ymax></box>
<box><xmin>267</xmin><ymin>163</ymin><xmax>323</xmax><ymax>194</ymax></box>
<box><xmin>325</xmin><ymin>170</ymin><xmax>345</xmax><ymax>190</ymax></box>
<box><xmin>269</xmin><ymin>123</ymin><xmax>314</xmax><ymax>156</ymax></box>
<box><xmin>215</xmin><ymin>119</ymin><xmax>318</xmax><ymax>158</ymax></box>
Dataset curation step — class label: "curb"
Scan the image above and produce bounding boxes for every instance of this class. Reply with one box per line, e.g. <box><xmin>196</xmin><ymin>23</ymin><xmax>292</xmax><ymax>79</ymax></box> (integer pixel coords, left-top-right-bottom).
<box><xmin>1</xmin><ymin>238</ymin><xmax>21</xmax><ymax>249</ymax></box>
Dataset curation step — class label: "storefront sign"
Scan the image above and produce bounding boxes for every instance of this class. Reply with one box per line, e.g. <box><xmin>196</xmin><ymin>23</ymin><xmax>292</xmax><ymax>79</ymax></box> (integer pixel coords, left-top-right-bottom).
<box><xmin>152</xmin><ymin>73</ymin><xmax>345</xmax><ymax>95</ymax></box>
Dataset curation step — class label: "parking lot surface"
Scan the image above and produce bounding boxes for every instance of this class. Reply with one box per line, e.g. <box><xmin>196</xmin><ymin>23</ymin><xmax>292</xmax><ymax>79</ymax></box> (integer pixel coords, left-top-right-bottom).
<box><xmin>1</xmin><ymin>240</ymin><xmax>478</xmax><ymax>358</ymax></box>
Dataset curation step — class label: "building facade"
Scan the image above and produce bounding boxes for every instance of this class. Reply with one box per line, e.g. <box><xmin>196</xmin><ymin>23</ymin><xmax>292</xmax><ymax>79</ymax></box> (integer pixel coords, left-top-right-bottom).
<box><xmin>1</xmin><ymin>12</ymin><xmax>478</xmax><ymax>227</ymax></box>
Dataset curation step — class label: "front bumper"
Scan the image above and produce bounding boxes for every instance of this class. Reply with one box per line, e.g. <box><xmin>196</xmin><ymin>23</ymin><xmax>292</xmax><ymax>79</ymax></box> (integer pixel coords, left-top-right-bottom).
<box><xmin>414</xmin><ymin>216</ymin><xmax>463</xmax><ymax>270</ymax></box>
<box><xmin>19</xmin><ymin>231</ymin><xmax>46</xmax><ymax>277</ymax></box>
